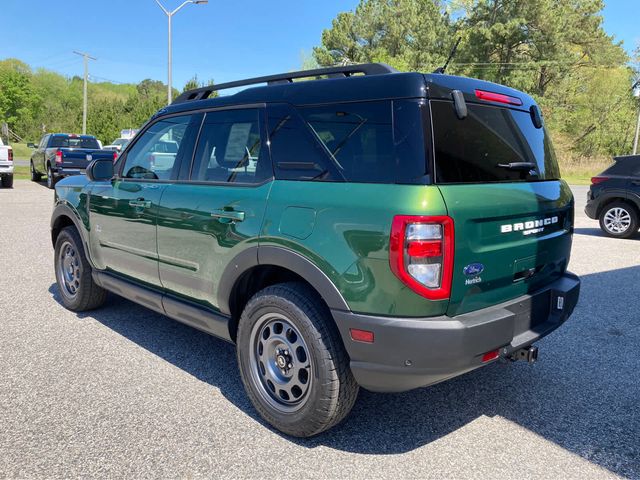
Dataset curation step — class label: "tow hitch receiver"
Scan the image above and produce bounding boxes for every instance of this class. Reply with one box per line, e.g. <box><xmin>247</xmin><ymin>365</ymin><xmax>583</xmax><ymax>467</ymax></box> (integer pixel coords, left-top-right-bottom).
<box><xmin>509</xmin><ymin>346</ymin><xmax>539</xmax><ymax>364</ymax></box>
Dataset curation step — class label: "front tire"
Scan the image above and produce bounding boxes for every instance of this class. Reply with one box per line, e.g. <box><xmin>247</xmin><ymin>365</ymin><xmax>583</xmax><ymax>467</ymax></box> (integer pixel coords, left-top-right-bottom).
<box><xmin>599</xmin><ymin>202</ymin><xmax>638</xmax><ymax>239</ymax></box>
<box><xmin>54</xmin><ymin>226</ymin><xmax>107</xmax><ymax>311</ymax></box>
<box><xmin>1</xmin><ymin>174</ymin><xmax>13</xmax><ymax>188</ymax></box>
<box><xmin>30</xmin><ymin>162</ymin><xmax>42</xmax><ymax>182</ymax></box>
<box><xmin>236</xmin><ymin>282</ymin><xmax>359</xmax><ymax>437</ymax></box>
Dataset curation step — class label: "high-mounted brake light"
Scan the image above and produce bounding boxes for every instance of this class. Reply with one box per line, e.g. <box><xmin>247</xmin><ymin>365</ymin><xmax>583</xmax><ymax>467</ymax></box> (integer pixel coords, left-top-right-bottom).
<box><xmin>591</xmin><ymin>176</ymin><xmax>609</xmax><ymax>185</ymax></box>
<box><xmin>475</xmin><ymin>89</ymin><xmax>523</xmax><ymax>106</ymax></box>
<box><xmin>390</xmin><ymin>215</ymin><xmax>454</xmax><ymax>300</ymax></box>
<box><xmin>55</xmin><ymin>150</ymin><xmax>63</xmax><ymax>164</ymax></box>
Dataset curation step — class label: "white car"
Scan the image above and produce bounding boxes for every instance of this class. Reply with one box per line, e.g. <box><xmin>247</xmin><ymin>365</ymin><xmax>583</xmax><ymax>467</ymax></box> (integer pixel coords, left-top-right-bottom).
<box><xmin>0</xmin><ymin>138</ymin><xmax>14</xmax><ymax>188</ymax></box>
<box><xmin>103</xmin><ymin>138</ymin><xmax>130</xmax><ymax>152</ymax></box>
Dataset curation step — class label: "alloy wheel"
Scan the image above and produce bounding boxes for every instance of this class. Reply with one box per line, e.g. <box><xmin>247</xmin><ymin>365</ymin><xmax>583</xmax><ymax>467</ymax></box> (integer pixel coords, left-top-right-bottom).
<box><xmin>603</xmin><ymin>207</ymin><xmax>631</xmax><ymax>234</ymax></box>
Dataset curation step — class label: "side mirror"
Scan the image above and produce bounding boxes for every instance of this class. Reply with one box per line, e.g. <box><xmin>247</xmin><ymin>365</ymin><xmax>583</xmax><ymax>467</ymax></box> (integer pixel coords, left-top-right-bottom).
<box><xmin>27</xmin><ymin>142</ymin><xmax>36</xmax><ymax>149</ymax></box>
<box><xmin>86</xmin><ymin>159</ymin><xmax>114</xmax><ymax>181</ymax></box>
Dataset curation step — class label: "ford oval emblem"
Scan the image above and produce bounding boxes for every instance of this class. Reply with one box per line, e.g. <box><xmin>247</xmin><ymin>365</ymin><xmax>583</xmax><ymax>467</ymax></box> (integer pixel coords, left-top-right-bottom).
<box><xmin>463</xmin><ymin>263</ymin><xmax>484</xmax><ymax>277</ymax></box>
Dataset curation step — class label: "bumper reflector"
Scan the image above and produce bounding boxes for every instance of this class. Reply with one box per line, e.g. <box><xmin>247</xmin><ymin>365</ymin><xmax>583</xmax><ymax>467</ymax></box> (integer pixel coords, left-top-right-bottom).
<box><xmin>350</xmin><ymin>328</ymin><xmax>374</xmax><ymax>343</ymax></box>
<box><xmin>481</xmin><ymin>349</ymin><xmax>500</xmax><ymax>363</ymax></box>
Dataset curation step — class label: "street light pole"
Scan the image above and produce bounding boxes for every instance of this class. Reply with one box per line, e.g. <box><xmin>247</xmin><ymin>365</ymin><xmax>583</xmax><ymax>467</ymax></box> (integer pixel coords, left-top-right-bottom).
<box><xmin>154</xmin><ymin>0</ymin><xmax>208</xmax><ymax>104</ymax></box>
<box><xmin>633</xmin><ymin>81</ymin><xmax>640</xmax><ymax>155</ymax></box>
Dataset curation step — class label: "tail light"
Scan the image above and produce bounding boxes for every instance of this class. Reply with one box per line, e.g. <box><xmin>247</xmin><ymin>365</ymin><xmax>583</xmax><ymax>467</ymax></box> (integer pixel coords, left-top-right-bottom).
<box><xmin>7</xmin><ymin>148</ymin><xmax>13</xmax><ymax>162</ymax></box>
<box><xmin>591</xmin><ymin>176</ymin><xmax>609</xmax><ymax>185</ymax></box>
<box><xmin>389</xmin><ymin>215</ymin><xmax>454</xmax><ymax>300</ymax></box>
<box><xmin>113</xmin><ymin>151</ymin><xmax>118</xmax><ymax>162</ymax></box>
<box><xmin>55</xmin><ymin>150</ymin><xmax>63</xmax><ymax>164</ymax></box>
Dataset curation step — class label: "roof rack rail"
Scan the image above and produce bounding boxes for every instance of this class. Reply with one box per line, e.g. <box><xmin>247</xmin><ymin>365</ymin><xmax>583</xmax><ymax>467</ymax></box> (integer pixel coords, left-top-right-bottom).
<box><xmin>172</xmin><ymin>63</ymin><xmax>398</xmax><ymax>104</ymax></box>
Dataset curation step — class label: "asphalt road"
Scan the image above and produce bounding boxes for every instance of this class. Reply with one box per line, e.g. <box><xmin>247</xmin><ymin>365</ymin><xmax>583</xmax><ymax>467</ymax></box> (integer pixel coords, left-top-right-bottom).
<box><xmin>0</xmin><ymin>182</ymin><xmax>638</xmax><ymax>479</ymax></box>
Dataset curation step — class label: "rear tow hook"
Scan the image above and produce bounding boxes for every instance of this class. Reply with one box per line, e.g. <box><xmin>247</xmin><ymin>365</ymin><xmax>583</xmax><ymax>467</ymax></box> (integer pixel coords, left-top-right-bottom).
<box><xmin>508</xmin><ymin>346</ymin><xmax>539</xmax><ymax>364</ymax></box>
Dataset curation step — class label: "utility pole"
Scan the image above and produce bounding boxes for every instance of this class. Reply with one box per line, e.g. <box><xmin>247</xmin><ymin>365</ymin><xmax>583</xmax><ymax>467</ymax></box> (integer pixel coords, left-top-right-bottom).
<box><xmin>154</xmin><ymin>0</ymin><xmax>208</xmax><ymax>104</ymax></box>
<box><xmin>634</xmin><ymin>109</ymin><xmax>640</xmax><ymax>155</ymax></box>
<box><xmin>73</xmin><ymin>51</ymin><xmax>97</xmax><ymax>134</ymax></box>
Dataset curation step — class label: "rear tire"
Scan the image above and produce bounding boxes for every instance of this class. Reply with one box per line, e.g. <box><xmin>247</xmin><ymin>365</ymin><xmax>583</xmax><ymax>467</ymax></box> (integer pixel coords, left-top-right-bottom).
<box><xmin>54</xmin><ymin>226</ymin><xmax>107</xmax><ymax>311</ymax></box>
<box><xmin>1</xmin><ymin>175</ymin><xmax>12</xmax><ymax>188</ymax></box>
<box><xmin>236</xmin><ymin>282</ymin><xmax>359</xmax><ymax>437</ymax></box>
<box><xmin>46</xmin><ymin>165</ymin><xmax>56</xmax><ymax>189</ymax></box>
<box><xmin>30</xmin><ymin>162</ymin><xmax>42</xmax><ymax>182</ymax></box>
<box><xmin>599</xmin><ymin>202</ymin><xmax>638</xmax><ymax>239</ymax></box>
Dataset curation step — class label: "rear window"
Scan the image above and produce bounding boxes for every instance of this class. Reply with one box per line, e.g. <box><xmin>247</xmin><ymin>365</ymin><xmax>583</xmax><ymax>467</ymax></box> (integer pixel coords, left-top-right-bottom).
<box><xmin>50</xmin><ymin>136</ymin><xmax>100</xmax><ymax>149</ymax></box>
<box><xmin>431</xmin><ymin>100</ymin><xmax>560</xmax><ymax>184</ymax></box>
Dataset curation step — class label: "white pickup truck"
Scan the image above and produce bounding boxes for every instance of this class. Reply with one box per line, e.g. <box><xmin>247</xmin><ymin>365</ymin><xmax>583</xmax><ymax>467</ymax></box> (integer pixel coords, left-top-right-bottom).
<box><xmin>0</xmin><ymin>138</ymin><xmax>13</xmax><ymax>188</ymax></box>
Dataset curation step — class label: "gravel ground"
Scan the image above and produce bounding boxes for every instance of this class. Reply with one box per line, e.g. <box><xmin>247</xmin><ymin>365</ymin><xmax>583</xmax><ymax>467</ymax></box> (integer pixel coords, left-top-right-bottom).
<box><xmin>0</xmin><ymin>181</ymin><xmax>638</xmax><ymax>479</ymax></box>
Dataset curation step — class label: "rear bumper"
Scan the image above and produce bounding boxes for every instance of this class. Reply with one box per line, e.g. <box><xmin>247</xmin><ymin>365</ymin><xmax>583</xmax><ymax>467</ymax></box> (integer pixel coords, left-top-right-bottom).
<box><xmin>0</xmin><ymin>163</ymin><xmax>14</xmax><ymax>175</ymax></box>
<box><xmin>584</xmin><ymin>199</ymin><xmax>598</xmax><ymax>219</ymax></box>
<box><xmin>52</xmin><ymin>167</ymin><xmax>86</xmax><ymax>178</ymax></box>
<box><xmin>333</xmin><ymin>272</ymin><xmax>580</xmax><ymax>392</ymax></box>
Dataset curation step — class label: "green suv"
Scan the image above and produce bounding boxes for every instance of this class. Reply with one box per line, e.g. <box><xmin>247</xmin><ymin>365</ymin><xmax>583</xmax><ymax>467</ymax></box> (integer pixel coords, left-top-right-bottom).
<box><xmin>51</xmin><ymin>64</ymin><xmax>580</xmax><ymax>437</ymax></box>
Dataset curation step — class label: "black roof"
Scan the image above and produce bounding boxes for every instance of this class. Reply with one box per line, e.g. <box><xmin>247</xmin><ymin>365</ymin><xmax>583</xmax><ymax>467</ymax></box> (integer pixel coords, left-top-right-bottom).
<box><xmin>162</xmin><ymin>63</ymin><xmax>538</xmax><ymax>117</ymax></box>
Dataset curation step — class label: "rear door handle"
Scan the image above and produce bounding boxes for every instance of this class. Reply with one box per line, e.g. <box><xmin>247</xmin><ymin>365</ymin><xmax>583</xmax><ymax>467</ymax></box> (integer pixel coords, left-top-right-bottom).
<box><xmin>129</xmin><ymin>199</ymin><xmax>152</xmax><ymax>208</ymax></box>
<box><xmin>211</xmin><ymin>209</ymin><xmax>245</xmax><ymax>222</ymax></box>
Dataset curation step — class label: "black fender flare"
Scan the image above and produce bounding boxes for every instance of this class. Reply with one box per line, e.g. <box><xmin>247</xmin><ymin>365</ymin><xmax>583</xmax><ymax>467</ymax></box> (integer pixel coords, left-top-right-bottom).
<box><xmin>217</xmin><ymin>245</ymin><xmax>350</xmax><ymax>315</ymax></box>
<box><xmin>50</xmin><ymin>202</ymin><xmax>96</xmax><ymax>268</ymax></box>
<box><xmin>593</xmin><ymin>189</ymin><xmax>634</xmax><ymax>216</ymax></box>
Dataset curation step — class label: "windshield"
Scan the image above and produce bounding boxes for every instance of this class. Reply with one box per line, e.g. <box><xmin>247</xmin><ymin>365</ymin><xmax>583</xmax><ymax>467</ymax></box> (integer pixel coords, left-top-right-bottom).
<box><xmin>431</xmin><ymin>100</ymin><xmax>560</xmax><ymax>183</ymax></box>
<box><xmin>50</xmin><ymin>136</ymin><xmax>100</xmax><ymax>149</ymax></box>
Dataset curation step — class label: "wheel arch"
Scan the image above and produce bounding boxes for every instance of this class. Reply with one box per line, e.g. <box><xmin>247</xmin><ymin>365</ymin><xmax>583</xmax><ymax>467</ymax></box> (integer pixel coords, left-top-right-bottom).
<box><xmin>219</xmin><ymin>246</ymin><xmax>349</xmax><ymax>342</ymax></box>
<box><xmin>597</xmin><ymin>195</ymin><xmax>640</xmax><ymax>218</ymax></box>
<box><xmin>51</xmin><ymin>203</ymin><xmax>95</xmax><ymax>268</ymax></box>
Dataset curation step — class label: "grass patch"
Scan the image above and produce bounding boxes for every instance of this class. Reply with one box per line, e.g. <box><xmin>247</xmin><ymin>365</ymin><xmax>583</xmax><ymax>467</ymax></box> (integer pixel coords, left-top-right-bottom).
<box><xmin>9</xmin><ymin>143</ymin><xmax>34</xmax><ymax>160</ymax></box>
<box><xmin>13</xmin><ymin>165</ymin><xmax>30</xmax><ymax>180</ymax></box>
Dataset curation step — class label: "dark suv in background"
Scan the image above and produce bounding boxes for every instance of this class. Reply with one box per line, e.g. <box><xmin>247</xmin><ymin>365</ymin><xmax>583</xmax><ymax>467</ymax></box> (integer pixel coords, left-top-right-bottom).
<box><xmin>586</xmin><ymin>155</ymin><xmax>640</xmax><ymax>238</ymax></box>
<box><xmin>51</xmin><ymin>63</ymin><xmax>580</xmax><ymax>437</ymax></box>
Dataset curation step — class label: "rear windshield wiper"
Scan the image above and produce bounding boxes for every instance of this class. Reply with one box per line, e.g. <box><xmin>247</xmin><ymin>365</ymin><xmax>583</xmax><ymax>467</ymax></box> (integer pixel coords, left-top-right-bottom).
<box><xmin>497</xmin><ymin>162</ymin><xmax>537</xmax><ymax>171</ymax></box>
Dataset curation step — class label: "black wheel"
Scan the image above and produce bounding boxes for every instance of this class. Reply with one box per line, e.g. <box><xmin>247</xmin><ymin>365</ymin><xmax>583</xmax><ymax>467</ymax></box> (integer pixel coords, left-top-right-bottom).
<box><xmin>54</xmin><ymin>226</ymin><xmax>107</xmax><ymax>311</ymax></box>
<box><xmin>1</xmin><ymin>174</ymin><xmax>12</xmax><ymax>188</ymax></box>
<box><xmin>46</xmin><ymin>165</ymin><xmax>57</xmax><ymax>189</ymax></box>
<box><xmin>599</xmin><ymin>202</ymin><xmax>639</xmax><ymax>239</ymax></box>
<box><xmin>236</xmin><ymin>282</ymin><xmax>359</xmax><ymax>437</ymax></box>
<box><xmin>30</xmin><ymin>162</ymin><xmax>41</xmax><ymax>182</ymax></box>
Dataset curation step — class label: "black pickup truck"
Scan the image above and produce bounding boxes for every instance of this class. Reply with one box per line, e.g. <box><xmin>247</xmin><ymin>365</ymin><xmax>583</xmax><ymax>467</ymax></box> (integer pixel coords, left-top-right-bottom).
<box><xmin>29</xmin><ymin>134</ymin><xmax>116</xmax><ymax>189</ymax></box>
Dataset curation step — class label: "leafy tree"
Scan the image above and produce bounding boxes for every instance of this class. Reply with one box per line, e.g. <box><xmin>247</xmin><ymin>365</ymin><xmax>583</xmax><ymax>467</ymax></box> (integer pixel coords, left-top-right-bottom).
<box><xmin>313</xmin><ymin>0</ymin><xmax>452</xmax><ymax>71</ymax></box>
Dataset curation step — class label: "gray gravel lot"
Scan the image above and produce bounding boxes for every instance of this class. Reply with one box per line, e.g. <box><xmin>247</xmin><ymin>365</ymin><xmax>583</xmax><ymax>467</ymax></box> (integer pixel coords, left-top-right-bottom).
<box><xmin>0</xmin><ymin>181</ymin><xmax>638</xmax><ymax>479</ymax></box>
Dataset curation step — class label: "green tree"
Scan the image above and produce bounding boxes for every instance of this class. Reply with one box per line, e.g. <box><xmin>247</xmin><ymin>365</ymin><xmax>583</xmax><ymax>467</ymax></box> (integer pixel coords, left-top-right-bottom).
<box><xmin>313</xmin><ymin>0</ymin><xmax>452</xmax><ymax>71</ymax></box>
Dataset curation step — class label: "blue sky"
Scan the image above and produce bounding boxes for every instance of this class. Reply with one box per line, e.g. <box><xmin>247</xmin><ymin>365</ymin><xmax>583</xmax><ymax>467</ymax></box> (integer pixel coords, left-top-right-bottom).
<box><xmin>0</xmin><ymin>0</ymin><xmax>636</xmax><ymax>89</ymax></box>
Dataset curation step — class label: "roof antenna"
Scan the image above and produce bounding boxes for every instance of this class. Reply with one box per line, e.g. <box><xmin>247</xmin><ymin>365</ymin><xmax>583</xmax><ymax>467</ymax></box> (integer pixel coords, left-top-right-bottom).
<box><xmin>433</xmin><ymin>37</ymin><xmax>461</xmax><ymax>74</ymax></box>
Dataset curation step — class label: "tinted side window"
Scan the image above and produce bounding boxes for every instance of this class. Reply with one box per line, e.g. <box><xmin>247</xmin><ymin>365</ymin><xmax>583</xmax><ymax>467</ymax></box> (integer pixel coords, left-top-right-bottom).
<box><xmin>122</xmin><ymin>115</ymin><xmax>192</xmax><ymax>180</ymax></box>
<box><xmin>268</xmin><ymin>104</ymin><xmax>339</xmax><ymax>181</ymax></box>
<box><xmin>299</xmin><ymin>101</ymin><xmax>395</xmax><ymax>183</ymax></box>
<box><xmin>432</xmin><ymin>100</ymin><xmax>560</xmax><ymax>184</ymax></box>
<box><xmin>190</xmin><ymin>109</ymin><xmax>269</xmax><ymax>184</ymax></box>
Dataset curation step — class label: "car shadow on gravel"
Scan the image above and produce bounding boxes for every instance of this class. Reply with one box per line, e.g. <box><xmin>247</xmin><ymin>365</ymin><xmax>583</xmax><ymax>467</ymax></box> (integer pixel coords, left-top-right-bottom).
<box><xmin>49</xmin><ymin>266</ymin><xmax>640</xmax><ymax>478</ymax></box>
<box><xmin>574</xmin><ymin>227</ymin><xmax>640</xmax><ymax>240</ymax></box>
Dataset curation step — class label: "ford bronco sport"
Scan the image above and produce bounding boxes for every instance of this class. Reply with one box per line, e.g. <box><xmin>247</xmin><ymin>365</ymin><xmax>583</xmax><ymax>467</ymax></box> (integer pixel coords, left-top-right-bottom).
<box><xmin>51</xmin><ymin>64</ymin><xmax>580</xmax><ymax>437</ymax></box>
